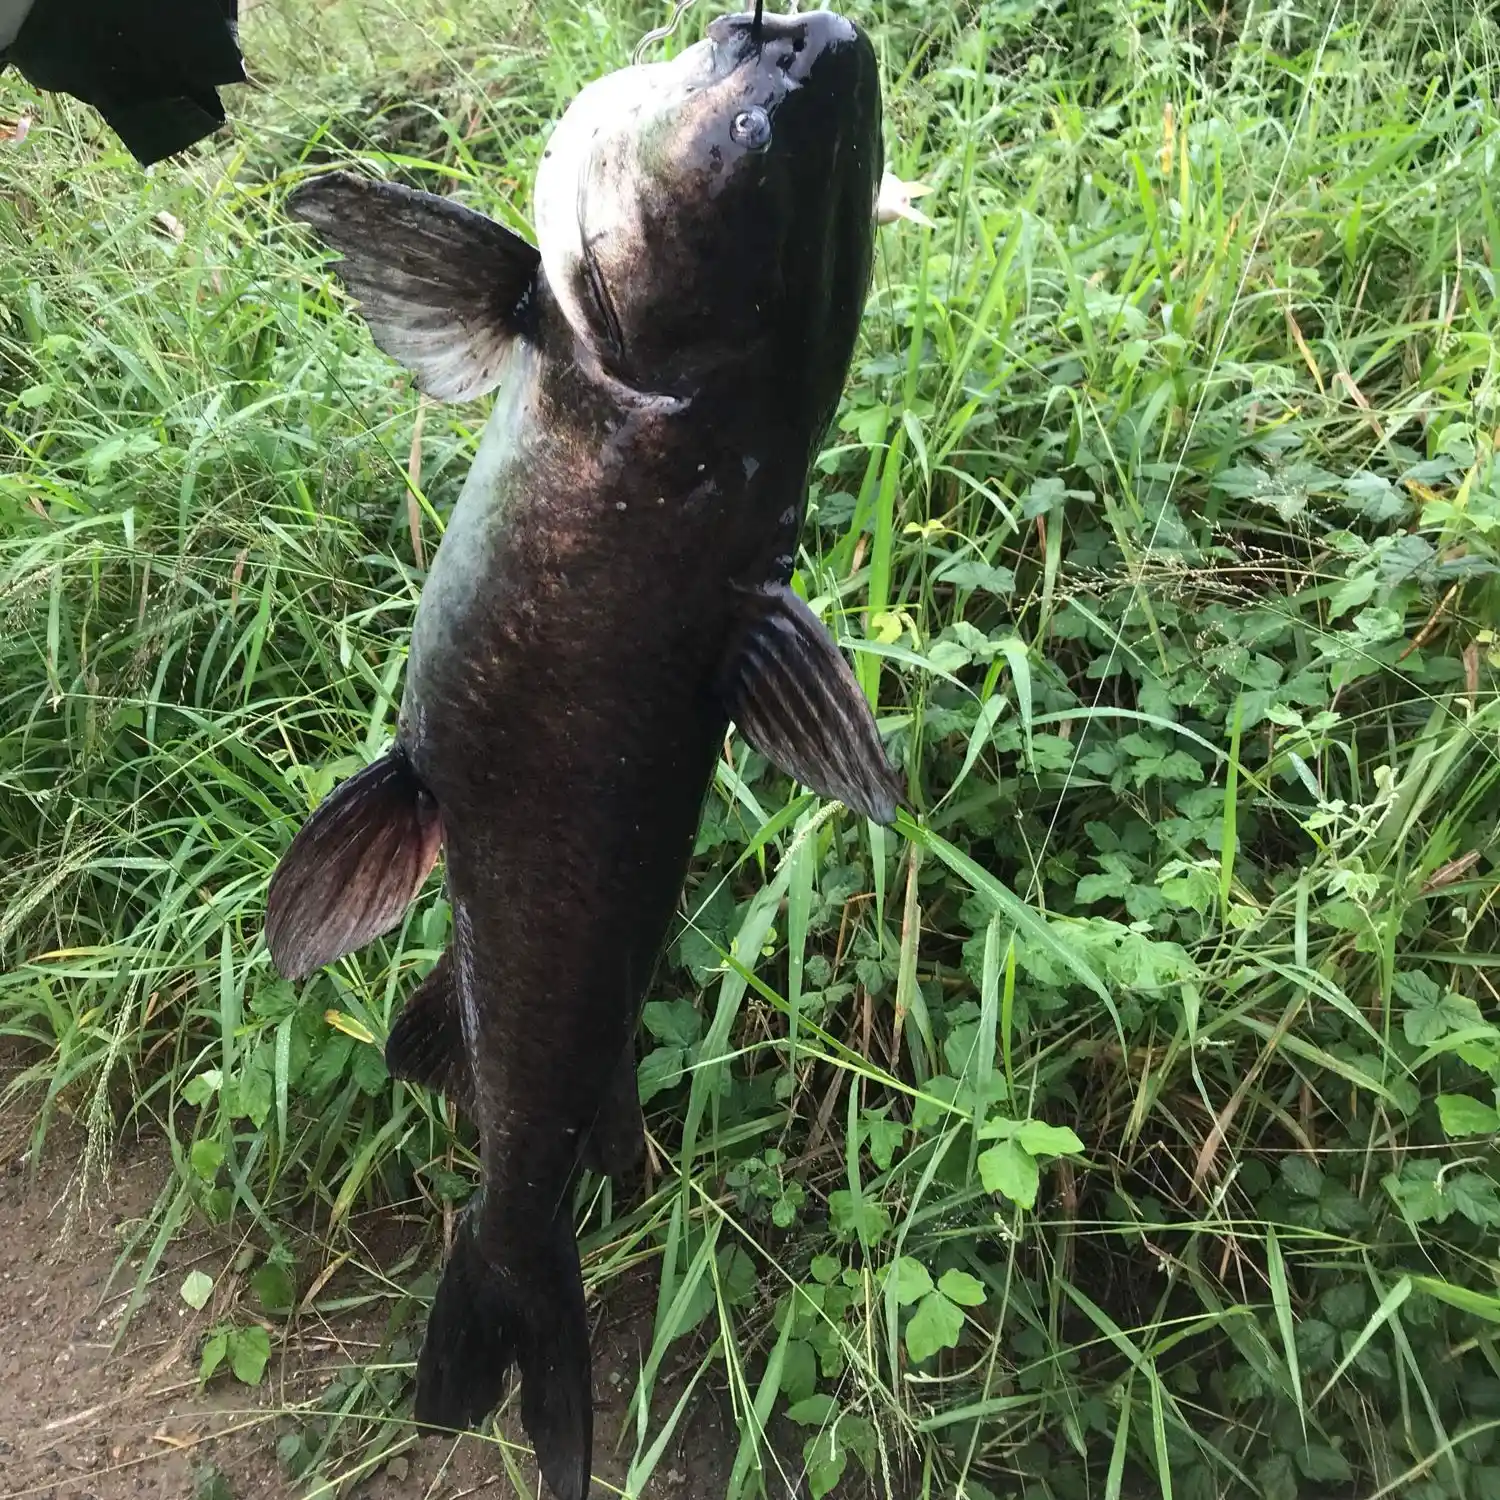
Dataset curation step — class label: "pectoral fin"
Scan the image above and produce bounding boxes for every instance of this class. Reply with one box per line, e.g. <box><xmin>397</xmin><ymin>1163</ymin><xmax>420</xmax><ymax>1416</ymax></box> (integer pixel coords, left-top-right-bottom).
<box><xmin>718</xmin><ymin>583</ymin><xmax>903</xmax><ymax>825</ymax></box>
<box><xmin>384</xmin><ymin>952</ymin><xmax>476</xmax><ymax>1116</ymax></box>
<box><xmin>286</xmin><ymin>171</ymin><xmax>541</xmax><ymax>402</ymax></box>
<box><xmin>265</xmin><ymin>748</ymin><xmax>443</xmax><ymax>981</ymax></box>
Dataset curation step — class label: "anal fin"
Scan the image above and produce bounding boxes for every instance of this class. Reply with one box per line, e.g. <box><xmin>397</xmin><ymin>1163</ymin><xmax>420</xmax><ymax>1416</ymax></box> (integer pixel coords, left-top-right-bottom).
<box><xmin>266</xmin><ymin>748</ymin><xmax>443</xmax><ymax>981</ymax></box>
<box><xmin>385</xmin><ymin>952</ymin><xmax>476</xmax><ymax>1117</ymax></box>
<box><xmin>718</xmin><ymin>582</ymin><xmax>904</xmax><ymax>825</ymax></box>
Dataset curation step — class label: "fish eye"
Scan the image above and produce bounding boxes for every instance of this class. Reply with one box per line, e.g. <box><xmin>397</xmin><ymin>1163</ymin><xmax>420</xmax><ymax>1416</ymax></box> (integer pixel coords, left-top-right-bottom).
<box><xmin>730</xmin><ymin>107</ymin><xmax>771</xmax><ymax>151</ymax></box>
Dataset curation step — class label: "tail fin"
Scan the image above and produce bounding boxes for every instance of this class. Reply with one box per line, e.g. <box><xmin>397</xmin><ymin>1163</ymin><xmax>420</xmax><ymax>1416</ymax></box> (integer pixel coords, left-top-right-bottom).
<box><xmin>415</xmin><ymin>1204</ymin><xmax>592</xmax><ymax>1500</ymax></box>
<box><xmin>266</xmin><ymin>747</ymin><xmax>442</xmax><ymax>981</ymax></box>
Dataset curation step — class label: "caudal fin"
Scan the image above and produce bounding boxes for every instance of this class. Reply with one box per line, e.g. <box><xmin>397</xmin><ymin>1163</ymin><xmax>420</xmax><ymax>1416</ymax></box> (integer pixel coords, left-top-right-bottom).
<box><xmin>265</xmin><ymin>747</ymin><xmax>442</xmax><ymax>981</ymax></box>
<box><xmin>415</xmin><ymin>1205</ymin><xmax>592</xmax><ymax>1500</ymax></box>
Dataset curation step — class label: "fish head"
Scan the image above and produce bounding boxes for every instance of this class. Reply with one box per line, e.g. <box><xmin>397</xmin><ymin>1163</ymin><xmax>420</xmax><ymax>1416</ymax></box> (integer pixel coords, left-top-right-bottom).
<box><xmin>534</xmin><ymin>8</ymin><xmax>882</xmax><ymax>407</ymax></box>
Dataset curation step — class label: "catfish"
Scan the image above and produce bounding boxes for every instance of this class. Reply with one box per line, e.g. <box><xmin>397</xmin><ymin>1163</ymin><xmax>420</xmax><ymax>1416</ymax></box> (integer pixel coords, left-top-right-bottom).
<box><xmin>265</xmin><ymin>10</ymin><xmax>896</xmax><ymax>1497</ymax></box>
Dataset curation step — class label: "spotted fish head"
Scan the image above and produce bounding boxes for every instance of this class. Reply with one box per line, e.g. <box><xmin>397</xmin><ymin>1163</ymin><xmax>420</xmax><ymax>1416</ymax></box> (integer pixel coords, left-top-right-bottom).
<box><xmin>533</xmin><ymin>8</ymin><xmax>882</xmax><ymax>409</ymax></box>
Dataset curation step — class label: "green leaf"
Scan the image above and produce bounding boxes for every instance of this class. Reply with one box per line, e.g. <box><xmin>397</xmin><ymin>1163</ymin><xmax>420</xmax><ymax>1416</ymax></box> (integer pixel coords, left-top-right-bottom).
<box><xmin>1398</xmin><ymin>973</ymin><xmax>1483</xmax><ymax>1047</ymax></box>
<box><xmin>863</xmin><ymin>1114</ymin><xmax>906</xmax><ymax>1171</ymax></box>
<box><xmin>637</xmin><ymin>1046</ymin><xmax>686</xmax><ymax>1105</ymax></box>
<box><xmin>1319</xmin><ymin>1281</ymin><xmax>1367</xmax><ymax>1329</ymax></box>
<box><xmin>642</xmin><ymin>998</ymin><xmax>703</xmax><ymax>1048</ymax></box>
<box><xmin>182</xmin><ymin>1071</ymin><xmax>222</xmax><ymax>1107</ymax></box>
<box><xmin>1437</xmin><ymin>1094</ymin><xmax>1500</xmax><ymax>1137</ymax></box>
<box><xmin>803</xmin><ymin>1429</ymin><xmax>847</xmax><ymax>1500</ymax></box>
<box><xmin>781</xmin><ymin>1340</ymin><xmax>818</xmax><ymax>1404</ymax></box>
<box><xmin>301</xmin><ymin>1032</ymin><xmax>354</xmax><ymax>1096</ymax></box>
<box><xmin>1014</xmin><ymin>1120</ymin><xmax>1085</xmax><ymax>1158</ymax></box>
<box><xmin>1295</xmin><ymin>1444</ymin><xmax>1352</xmax><ymax>1483</ymax></box>
<box><xmin>228</xmin><ymin>1325</ymin><xmax>271</xmax><ymax>1385</ymax></box>
<box><xmin>191</xmin><ymin>1139</ymin><xmax>225</xmax><ymax>1182</ymax></box>
<box><xmin>180</xmin><ymin>1271</ymin><xmax>214</xmax><ymax>1311</ymax></box>
<box><xmin>1448</xmin><ymin>1171</ymin><xmax>1500</xmax><ymax>1227</ymax></box>
<box><xmin>827</xmin><ymin>1191</ymin><xmax>891</xmax><ymax>1245</ymax></box>
<box><xmin>1412</xmin><ymin>1275</ymin><xmax>1500</xmax><ymax>1324</ymax></box>
<box><xmin>192</xmin><ymin>1462</ymin><xmax>234</xmax><ymax>1500</ymax></box>
<box><xmin>937</xmin><ymin>1269</ymin><xmax>987</xmax><ymax>1307</ymax></box>
<box><xmin>349</xmin><ymin>1043</ymin><xmax>387</xmax><ymax>1097</ymax></box>
<box><xmin>809</xmin><ymin>1255</ymin><xmax>841</xmax><ymax>1285</ymax></box>
<box><xmin>885</xmin><ymin>1256</ymin><xmax>932</xmax><ymax>1306</ymax></box>
<box><xmin>905</xmin><ymin>1291</ymin><xmax>965</xmax><ymax>1362</ymax></box>
<box><xmin>977</xmin><ymin>1139</ymin><xmax>1039</xmax><ymax>1209</ymax></box>
<box><xmin>1382</xmin><ymin>1160</ymin><xmax>1451</xmax><ymax>1226</ymax></box>
<box><xmin>785</xmin><ymin>1394</ymin><xmax>838</xmax><ymax>1426</ymax></box>
<box><xmin>251</xmin><ymin>1263</ymin><xmax>296</xmax><ymax>1315</ymax></box>
<box><xmin>200</xmin><ymin>1331</ymin><xmax>229</xmax><ymax>1384</ymax></box>
<box><xmin>1281</xmin><ymin>1155</ymin><xmax>1323</xmax><ymax>1198</ymax></box>
<box><xmin>1256</xmin><ymin>1452</ymin><xmax>1298</xmax><ymax>1500</ymax></box>
<box><xmin>1076</xmin><ymin>871</ymin><xmax>1132</xmax><ymax>903</ymax></box>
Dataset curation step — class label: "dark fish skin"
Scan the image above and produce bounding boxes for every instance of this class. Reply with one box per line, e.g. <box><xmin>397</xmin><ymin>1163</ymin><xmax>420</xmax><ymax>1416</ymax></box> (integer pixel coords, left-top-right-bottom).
<box><xmin>1</xmin><ymin>0</ymin><xmax>243</xmax><ymax>166</ymax></box>
<box><xmin>266</xmin><ymin>13</ymin><xmax>894</xmax><ymax>1498</ymax></box>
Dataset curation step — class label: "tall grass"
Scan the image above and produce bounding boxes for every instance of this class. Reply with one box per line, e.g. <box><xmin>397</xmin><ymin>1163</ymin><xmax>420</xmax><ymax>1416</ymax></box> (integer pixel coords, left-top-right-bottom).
<box><xmin>3</xmin><ymin>0</ymin><xmax>1500</xmax><ymax>1496</ymax></box>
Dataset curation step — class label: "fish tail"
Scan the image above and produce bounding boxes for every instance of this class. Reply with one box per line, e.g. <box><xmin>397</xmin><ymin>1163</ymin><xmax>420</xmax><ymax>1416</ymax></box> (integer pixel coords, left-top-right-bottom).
<box><xmin>415</xmin><ymin>1202</ymin><xmax>592</xmax><ymax>1500</ymax></box>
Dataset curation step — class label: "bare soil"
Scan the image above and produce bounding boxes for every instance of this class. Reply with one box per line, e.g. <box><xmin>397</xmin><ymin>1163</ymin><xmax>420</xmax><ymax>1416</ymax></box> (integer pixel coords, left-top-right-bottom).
<box><xmin>0</xmin><ymin>1095</ymin><xmax>744</xmax><ymax>1500</ymax></box>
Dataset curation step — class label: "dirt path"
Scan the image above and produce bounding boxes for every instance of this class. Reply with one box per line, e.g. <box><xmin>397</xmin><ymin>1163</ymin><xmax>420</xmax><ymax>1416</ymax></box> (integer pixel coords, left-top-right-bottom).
<box><xmin>0</xmin><ymin>1101</ymin><xmax>740</xmax><ymax>1500</ymax></box>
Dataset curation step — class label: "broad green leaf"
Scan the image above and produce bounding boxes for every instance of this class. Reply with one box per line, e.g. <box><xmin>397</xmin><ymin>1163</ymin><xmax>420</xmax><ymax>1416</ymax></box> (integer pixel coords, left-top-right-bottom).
<box><xmin>809</xmin><ymin>1255</ymin><xmax>841</xmax><ymax>1286</ymax></box>
<box><xmin>182</xmin><ymin>1071</ymin><xmax>221</xmax><ymax>1107</ymax></box>
<box><xmin>1014</xmin><ymin>1120</ymin><xmax>1085</xmax><ymax>1158</ymax></box>
<box><xmin>180</xmin><ymin>1271</ymin><xmax>214</xmax><ymax>1311</ymax></box>
<box><xmin>1436</xmin><ymin>1094</ymin><xmax>1500</xmax><ymax>1137</ymax></box>
<box><xmin>803</xmin><ymin>1429</ymin><xmax>847</xmax><ymax>1500</ymax></box>
<box><xmin>978</xmin><ymin>1139</ymin><xmax>1039</xmax><ymax>1208</ymax></box>
<box><xmin>642</xmin><ymin>998</ymin><xmax>703</xmax><ymax>1049</ymax></box>
<box><xmin>906</xmin><ymin>1291</ymin><xmax>964</xmax><ymax>1362</ymax></box>
<box><xmin>1295</xmin><ymin>1443</ymin><xmax>1352</xmax><ymax>1483</ymax></box>
<box><xmin>781</xmin><ymin>1340</ymin><xmax>817</xmax><ymax>1405</ymax></box>
<box><xmin>1448</xmin><ymin>1171</ymin><xmax>1500</xmax><ymax>1227</ymax></box>
<box><xmin>937</xmin><ymin>1270</ymin><xmax>987</xmax><ymax>1307</ymax></box>
<box><xmin>637</xmin><ymin>1046</ymin><xmax>686</xmax><ymax>1105</ymax></box>
<box><xmin>252</xmin><ymin>1264</ymin><xmax>296</xmax><ymax>1315</ymax></box>
<box><xmin>191</xmin><ymin>1139</ymin><xmax>225</xmax><ymax>1182</ymax></box>
<box><xmin>228</xmin><ymin>1325</ymin><xmax>271</xmax><ymax>1385</ymax></box>
<box><xmin>785</xmin><ymin>1394</ymin><xmax>838</xmax><ymax>1426</ymax></box>
<box><xmin>886</xmin><ymin>1256</ymin><xmax>933</xmax><ymax>1306</ymax></box>
<box><xmin>200</xmin><ymin>1331</ymin><xmax>228</xmax><ymax>1384</ymax></box>
<box><xmin>1382</xmin><ymin>1161</ymin><xmax>1451</xmax><ymax>1225</ymax></box>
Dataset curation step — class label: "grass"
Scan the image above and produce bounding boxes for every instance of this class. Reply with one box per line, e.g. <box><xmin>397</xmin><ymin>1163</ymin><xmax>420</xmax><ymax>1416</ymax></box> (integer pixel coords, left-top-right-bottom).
<box><xmin>3</xmin><ymin>0</ymin><xmax>1500</xmax><ymax>1495</ymax></box>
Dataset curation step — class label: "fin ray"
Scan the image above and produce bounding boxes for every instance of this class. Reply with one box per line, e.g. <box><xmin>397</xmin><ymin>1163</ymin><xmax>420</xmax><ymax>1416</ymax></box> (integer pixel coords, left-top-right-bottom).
<box><xmin>719</xmin><ymin>583</ymin><xmax>903</xmax><ymax>824</ymax></box>
<box><xmin>286</xmin><ymin>171</ymin><xmax>541</xmax><ymax>402</ymax></box>
<box><xmin>266</xmin><ymin>748</ymin><xmax>442</xmax><ymax>981</ymax></box>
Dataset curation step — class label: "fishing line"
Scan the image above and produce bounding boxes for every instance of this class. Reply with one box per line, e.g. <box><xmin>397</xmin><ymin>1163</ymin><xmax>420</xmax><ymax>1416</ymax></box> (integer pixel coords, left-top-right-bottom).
<box><xmin>631</xmin><ymin>0</ymin><xmax>702</xmax><ymax>65</ymax></box>
<box><xmin>629</xmin><ymin>0</ymin><xmax>767</xmax><ymax>64</ymax></box>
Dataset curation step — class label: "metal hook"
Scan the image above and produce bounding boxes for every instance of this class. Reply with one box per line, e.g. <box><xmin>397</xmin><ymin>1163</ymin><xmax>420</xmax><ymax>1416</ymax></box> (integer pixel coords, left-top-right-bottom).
<box><xmin>631</xmin><ymin>0</ymin><xmax>703</xmax><ymax>65</ymax></box>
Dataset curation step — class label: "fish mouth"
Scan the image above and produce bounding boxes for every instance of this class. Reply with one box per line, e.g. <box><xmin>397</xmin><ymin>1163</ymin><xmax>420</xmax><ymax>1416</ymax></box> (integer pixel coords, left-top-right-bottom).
<box><xmin>706</xmin><ymin>9</ymin><xmax>862</xmax><ymax>90</ymax></box>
